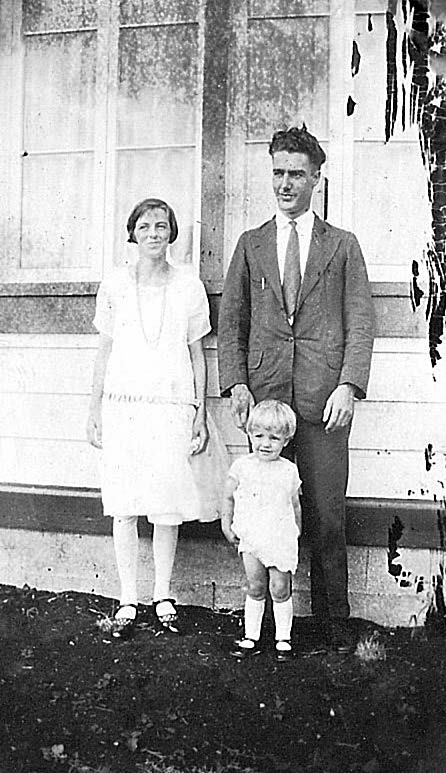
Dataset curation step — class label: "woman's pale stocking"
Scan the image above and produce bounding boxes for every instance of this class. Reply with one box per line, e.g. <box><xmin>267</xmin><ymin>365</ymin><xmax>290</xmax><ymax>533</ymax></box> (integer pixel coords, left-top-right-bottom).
<box><xmin>152</xmin><ymin>524</ymin><xmax>179</xmax><ymax>602</ymax></box>
<box><xmin>113</xmin><ymin>516</ymin><xmax>139</xmax><ymax>610</ymax></box>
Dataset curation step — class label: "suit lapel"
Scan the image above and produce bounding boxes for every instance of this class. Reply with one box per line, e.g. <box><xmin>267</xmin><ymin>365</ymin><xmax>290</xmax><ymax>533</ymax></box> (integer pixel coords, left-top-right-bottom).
<box><xmin>296</xmin><ymin>215</ymin><xmax>341</xmax><ymax>310</ymax></box>
<box><xmin>251</xmin><ymin>218</ymin><xmax>283</xmax><ymax>306</ymax></box>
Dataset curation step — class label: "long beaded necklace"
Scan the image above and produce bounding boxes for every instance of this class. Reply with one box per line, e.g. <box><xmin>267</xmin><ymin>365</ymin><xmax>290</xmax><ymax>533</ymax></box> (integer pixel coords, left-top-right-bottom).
<box><xmin>135</xmin><ymin>262</ymin><xmax>169</xmax><ymax>348</ymax></box>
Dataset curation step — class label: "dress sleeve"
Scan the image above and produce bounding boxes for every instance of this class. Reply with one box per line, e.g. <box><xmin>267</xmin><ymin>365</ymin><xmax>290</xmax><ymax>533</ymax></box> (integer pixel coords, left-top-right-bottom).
<box><xmin>291</xmin><ymin>464</ymin><xmax>302</xmax><ymax>495</ymax></box>
<box><xmin>93</xmin><ymin>278</ymin><xmax>115</xmax><ymax>338</ymax></box>
<box><xmin>227</xmin><ymin>458</ymin><xmax>242</xmax><ymax>485</ymax></box>
<box><xmin>187</xmin><ymin>278</ymin><xmax>212</xmax><ymax>344</ymax></box>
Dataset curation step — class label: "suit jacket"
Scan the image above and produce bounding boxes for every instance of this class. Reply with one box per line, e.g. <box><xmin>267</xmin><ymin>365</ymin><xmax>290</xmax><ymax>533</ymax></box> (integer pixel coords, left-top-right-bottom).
<box><xmin>218</xmin><ymin>215</ymin><xmax>374</xmax><ymax>423</ymax></box>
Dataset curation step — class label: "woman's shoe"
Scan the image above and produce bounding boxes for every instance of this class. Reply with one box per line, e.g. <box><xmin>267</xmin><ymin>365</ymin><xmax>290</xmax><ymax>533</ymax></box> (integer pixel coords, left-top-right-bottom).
<box><xmin>153</xmin><ymin>598</ymin><xmax>181</xmax><ymax>634</ymax></box>
<box><xmin>111</xmin><ymin>604</ymin><xmax>138</xmax><ymax>640</ymax></box>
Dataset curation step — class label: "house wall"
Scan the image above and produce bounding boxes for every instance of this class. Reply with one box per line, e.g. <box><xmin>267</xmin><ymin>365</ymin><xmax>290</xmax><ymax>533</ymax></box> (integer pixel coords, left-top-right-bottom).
<box><xmin>0</xmin><ymin>301</ymin><xmax>441</xmax><ymax>505</ymax></box>
<box><xmin>1</xmin><ymin>0</ymin><xmax>446</xmax><ymax>625</ymax></box>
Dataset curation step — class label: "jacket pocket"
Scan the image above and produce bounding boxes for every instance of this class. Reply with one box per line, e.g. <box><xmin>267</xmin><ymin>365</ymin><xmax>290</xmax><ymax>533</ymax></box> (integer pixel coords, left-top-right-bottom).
<box><xmin>247</xmin><ymin>349</ymin><xmax>263</xmax><ymax>370</ymax></box>
<box><xmin>326</xmin><ymin>347</ymin><xmax>344</xmax><ymax>370</ymax></box>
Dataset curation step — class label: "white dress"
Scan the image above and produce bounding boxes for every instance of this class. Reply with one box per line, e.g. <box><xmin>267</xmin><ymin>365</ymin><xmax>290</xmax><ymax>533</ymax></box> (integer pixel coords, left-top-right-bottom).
<box><xmin>93</xmin><ymin>263</ymin><xmax>214</xmax><ymax>523</ymax></box>
<box><xmin>229</xmin><ymin>454</ymin><xmax>301</xmax><ymax>573</ymax></box>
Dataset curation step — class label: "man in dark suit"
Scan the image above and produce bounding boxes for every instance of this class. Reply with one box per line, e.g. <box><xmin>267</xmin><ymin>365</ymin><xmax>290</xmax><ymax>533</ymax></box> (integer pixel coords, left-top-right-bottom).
<box><xmin>218</xmin><ymin>126</ymin><xmax>374</xmax><ymax>651</ymax></box>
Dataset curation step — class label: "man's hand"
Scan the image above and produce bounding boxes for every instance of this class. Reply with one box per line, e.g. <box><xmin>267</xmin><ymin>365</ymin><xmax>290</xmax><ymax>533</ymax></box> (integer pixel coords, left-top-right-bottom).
<box><xmin>230</xmin><ymin>383</ymin><xmax>255</xmax><ymax>431</ymax></box>
<box><xmin>323</xmin><ymin>383</ymin><xmax>355</xmax><ymax>433</ymax></box>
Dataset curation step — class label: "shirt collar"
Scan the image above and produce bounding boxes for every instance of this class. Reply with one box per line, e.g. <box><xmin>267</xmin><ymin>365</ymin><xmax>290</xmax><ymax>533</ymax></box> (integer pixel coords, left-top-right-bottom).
<box><xmin>275</xmin><ymin>207</ymin><xmax>315</xmax><ymax>232</ymax></box>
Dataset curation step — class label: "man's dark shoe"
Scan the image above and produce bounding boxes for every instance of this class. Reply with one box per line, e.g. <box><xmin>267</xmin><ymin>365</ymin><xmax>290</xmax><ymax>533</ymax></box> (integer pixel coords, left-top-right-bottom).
<box><xmin>329</xmin><ymin>619</ymin><xmax>355</xmax><ymax>653</ymax></box>
<box><xmin>300</xmin><ymin>618</ymin><xmax>329</xmax><ymax>655</ymax></box>
<box><xmin>230</xmin><ymin>638</ymin><xmax>262</xmax><ymax>659</ymax></box>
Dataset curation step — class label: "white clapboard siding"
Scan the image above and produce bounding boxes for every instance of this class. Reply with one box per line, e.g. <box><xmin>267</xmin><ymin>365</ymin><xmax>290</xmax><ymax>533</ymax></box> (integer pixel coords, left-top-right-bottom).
<box><xmin>0</xmin><ymin>334</ymin><xmax>443</xmax><ymax>499</ymax></box>
<box><xmin>0</xmin><ymin>392</ymin><xmax>441</xmax><ymax>452</ymax></box>
<box><xmin>0</xmin><ymin>335</ymin><xmax>98</xmax><ymax>395</ymax></box>
<box><xmin>349</xmin><ymin>450</ymin><xmax>443</xmax><ymax>501</ymax></box>
<box><xmin>0</xmin><ymin>438</ymin><xmax>437</xmax><ymax>499</ymax></box>
<box><xmin>0</xmin><ymin>437</ymin><xmax>99</xmax><ymax>488</ymax></box>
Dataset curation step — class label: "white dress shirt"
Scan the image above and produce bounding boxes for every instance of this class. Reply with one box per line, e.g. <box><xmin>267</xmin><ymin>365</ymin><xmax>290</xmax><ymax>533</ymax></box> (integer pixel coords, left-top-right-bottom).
<box><xmin>276</xmin><ymin>207</ymin><xmax>315</xmax><ymax>284</ymax></box>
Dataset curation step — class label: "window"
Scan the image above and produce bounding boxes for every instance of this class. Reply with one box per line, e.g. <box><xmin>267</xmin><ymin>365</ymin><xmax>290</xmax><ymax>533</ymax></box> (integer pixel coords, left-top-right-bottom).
<box><xmin>0</xmin><ymin>0</ymin><xmax>204</xmax><ymax>282</ymax></box>
<box><xmin>0</xmin><ymin>0</ymin><xmax>428</xmax><ymax>290</ymax></box>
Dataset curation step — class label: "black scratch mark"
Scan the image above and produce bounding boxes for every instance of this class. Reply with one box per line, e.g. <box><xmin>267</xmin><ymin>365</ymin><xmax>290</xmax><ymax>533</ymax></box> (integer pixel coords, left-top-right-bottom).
<box><xmin>385</xmin><ymin>10</ymin><xmax>398</xmax><ymax>142</ymax></box>
<box><xmin>346</xmin><ymin>96</ymin><xmax>356</xmax><ymax>116</ymax></box>
<box><xmin>411</xmin><ymin>259</ymin><xmax>424</xmax><ymax>310</ymax></box>
<box><xmin>388</xmin><ymin>515</ymin><xmax>404</xmax><ymax>578</ymax></box>
<box><xmin>351</xmin><ymin>40</ymin><xmax>361</xmax><ymax>77</ymax></box>
<box><xmin>425</xmin><ymin>442</ymin><xmax>434</xmax><ymax>472</ymax></box>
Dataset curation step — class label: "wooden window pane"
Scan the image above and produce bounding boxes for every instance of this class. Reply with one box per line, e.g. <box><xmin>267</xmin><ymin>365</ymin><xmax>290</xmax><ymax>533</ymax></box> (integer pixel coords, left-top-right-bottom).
<box><xmin>249</xmin><ymin>0</ymin><xmax>329</xmax><ymax>16</ymax></box>
<box><xmin>247</xmin><ymin>16</ymin><xmax>329</xmax><ymax>140</ymax></box>
<box><xmin>114</xmin><ymin>148</ymin><xmax>196</xmax><ymax>265</ymax></box>
<box><xmin>23</xmin><ymin>0</ymin><xmax>97</xmax><ymax>32</ymax></box>
<box><xmin>117</xmin><ymin>25</ymin><xmax>199</xmax><ymax>147</ymax></box>
<box><xmin>24</xmin><ymin>32</ymin><xmax>96</xmax><ymax>150</ymax></box>
<box><xmin>21</xmin><ymin>154</ymin><xmax>94</xmax><ymax>269</ymax></box>
<box><xmin>352</xmin><ymin>143</ymin><xmax>429</xmax><ymax>272</ymax></box>
<box><xmin>119</xmin><ymin>0</ymin><xmax>199</xmax><ymax>25</ymax></box>
<box><xmin>353</xmin><ymin>11</ymin><xmax>386</xmax><ymax>140</ymax></box>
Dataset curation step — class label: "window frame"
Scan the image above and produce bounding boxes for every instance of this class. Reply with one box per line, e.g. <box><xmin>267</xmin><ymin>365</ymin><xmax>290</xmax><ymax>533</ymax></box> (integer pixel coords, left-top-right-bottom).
<box><xmin>0</xmin><ymin>0</ymin><xmax>206</xmax><ymax>285</ymax></box>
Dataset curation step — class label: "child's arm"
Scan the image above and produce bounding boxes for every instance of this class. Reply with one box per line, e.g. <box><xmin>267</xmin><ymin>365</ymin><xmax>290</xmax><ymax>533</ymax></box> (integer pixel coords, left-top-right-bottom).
<box><xmin>292</xmin><ymin>491</ymin><xmax>302</xmax><ymax>537</ymax></box>
<box><xmin>221</xmin><ymin>476</ymin><xmax>239</xmax><ymax>546</ymax></box>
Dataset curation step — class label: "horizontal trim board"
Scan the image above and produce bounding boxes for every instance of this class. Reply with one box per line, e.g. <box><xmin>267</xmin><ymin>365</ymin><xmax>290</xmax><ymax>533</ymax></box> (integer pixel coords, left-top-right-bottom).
<box><xmin>0</xmin><ymin>491</ymin><xmax>443</xmax><ymax>548</ymax></box>
<box><xmin>0</xmin><ymin>333</ymin><xmax>429</xmax><ymax>354</ymax></box>
<box><xmin>0</xmin><ymin>283</ymin><xmax>99</xmax><ymax>297</ymax></box>
<box><xmin>0</xmin><ymin>296</ymin><xmax>96</xmax><ymax>334</ymax></box>
<box><xmin>0</xmin><ymin>283</ymin><xmax>426</xmax><ymax>337</ymax></box>
<box><xmin>0</xmin><ymin>280</ymin><xmax>408</xmax><ymax>297</ymax></box>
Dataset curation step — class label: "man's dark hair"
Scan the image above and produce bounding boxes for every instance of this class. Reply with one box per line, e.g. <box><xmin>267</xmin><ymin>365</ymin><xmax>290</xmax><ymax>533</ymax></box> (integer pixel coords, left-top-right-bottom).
<box><xmin>126</xmin><ymin>197</ymin><xmax>178</xmax><ymax>244</ymax></box>
<box><xmin>269</xmin><ymin>124</ymin><xmax>326</xmax><ymax>170</ymax></box>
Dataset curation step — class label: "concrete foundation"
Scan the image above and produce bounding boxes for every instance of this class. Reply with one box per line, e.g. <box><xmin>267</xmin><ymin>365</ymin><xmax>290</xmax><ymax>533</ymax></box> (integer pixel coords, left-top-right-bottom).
<box><xmin>0</xmin><ymin>527</ymin><xmax>442</xmax><ymax>627</ymax></box>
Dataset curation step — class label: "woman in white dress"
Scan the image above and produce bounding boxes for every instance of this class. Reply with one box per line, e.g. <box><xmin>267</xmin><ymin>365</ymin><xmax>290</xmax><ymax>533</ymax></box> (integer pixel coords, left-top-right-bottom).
<box><xmin>87</xmin><ymin>198</ymin><xmax>212</xmax><ymax>638</ymax></box>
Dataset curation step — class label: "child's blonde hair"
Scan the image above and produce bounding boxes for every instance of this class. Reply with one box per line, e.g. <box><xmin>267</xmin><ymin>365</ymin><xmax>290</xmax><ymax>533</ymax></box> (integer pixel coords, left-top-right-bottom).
<box><xmin>246</xmin><ymin>399</ymin><xmax>297</xmax><ymax>441</ymax></box>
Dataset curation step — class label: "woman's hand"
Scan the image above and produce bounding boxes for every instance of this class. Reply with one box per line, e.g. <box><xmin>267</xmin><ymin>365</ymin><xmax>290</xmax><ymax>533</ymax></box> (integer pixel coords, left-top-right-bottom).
<box><xmin>190</xmin><ymin>410</ymin><xmax>209</xmax><ymax>455</ymax></box>
<box><xmin>86</xmin><ymin>402</ymin><xmax>103</xmax><ymax>449</ymax></box>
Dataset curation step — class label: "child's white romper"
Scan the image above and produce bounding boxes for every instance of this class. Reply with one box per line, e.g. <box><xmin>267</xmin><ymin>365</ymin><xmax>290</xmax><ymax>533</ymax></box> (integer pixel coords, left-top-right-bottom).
<box><xmin>229</xmin><ymin>454</ymin><xmax>301</xmax><ymax>573</ymax></box>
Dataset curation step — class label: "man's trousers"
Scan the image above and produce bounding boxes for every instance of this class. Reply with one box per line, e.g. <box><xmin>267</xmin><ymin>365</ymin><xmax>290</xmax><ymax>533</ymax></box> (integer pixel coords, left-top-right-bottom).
<box><xmin>285</xmin><ymin>414</ymin><xmax>351</xmax><ymax>620</ymax></box>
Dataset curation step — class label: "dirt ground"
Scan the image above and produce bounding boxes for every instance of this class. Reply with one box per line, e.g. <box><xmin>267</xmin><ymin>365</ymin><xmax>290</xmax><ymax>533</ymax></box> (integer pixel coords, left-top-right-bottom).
<box><xmin>1</xmin><ymin>584</ymin><xmax>446</xmax><ymax>773</ymax></box>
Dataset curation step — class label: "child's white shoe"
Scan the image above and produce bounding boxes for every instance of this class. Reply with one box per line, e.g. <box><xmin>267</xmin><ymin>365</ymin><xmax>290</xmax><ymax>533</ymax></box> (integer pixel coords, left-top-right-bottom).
<box><xmin>230</xmin><ymin>638</ymin><xmax>262</xmax><ymax>659</ymax></box>
<box><xmin>275</xmin><ymin>639</ymin><xmax>294</xmax><ymax>662</ymax></box>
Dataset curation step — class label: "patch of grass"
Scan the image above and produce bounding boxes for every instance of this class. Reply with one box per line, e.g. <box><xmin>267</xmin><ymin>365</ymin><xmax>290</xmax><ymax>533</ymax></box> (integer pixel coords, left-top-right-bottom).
<box><xmin>355</xmin><ymin>631</ymin><xmax>386</xmax><ymax>663</ymax></box>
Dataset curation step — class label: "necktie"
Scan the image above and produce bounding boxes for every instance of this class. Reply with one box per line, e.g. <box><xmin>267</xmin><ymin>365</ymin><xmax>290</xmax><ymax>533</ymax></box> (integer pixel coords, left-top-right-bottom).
<box><xmin>282</xmin><ymin>220</ymin><xmax>301</xmax><ymax>319</ymax></box>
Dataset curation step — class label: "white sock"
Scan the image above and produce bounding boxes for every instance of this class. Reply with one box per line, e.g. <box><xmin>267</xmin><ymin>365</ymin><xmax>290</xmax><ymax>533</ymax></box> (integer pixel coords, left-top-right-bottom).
<box><xmin>113</xmin><ymin>516</ymin><xmax>139</xmax><ymax>609</ymax></box>
<box><xmin>244</xmin><ymin>596</ymin><xmax>266</xmax><ymax>641</ymax></box>
<box><xmin>273</xmin><ymin>597</ymin><xmax>294</xmax><ymax>642</ymax></box>
<box><xmin>152</xmin><ymin>524</ymin><xmax>179</xmax><ymax>602</ymax></box>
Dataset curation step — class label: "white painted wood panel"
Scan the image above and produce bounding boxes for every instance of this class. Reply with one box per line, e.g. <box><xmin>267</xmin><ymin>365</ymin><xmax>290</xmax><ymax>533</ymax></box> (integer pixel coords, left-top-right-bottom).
<box><xmin>0</xmin><ymin>437</ymin><xmax>99</xmax><ymax>488</ymax></box>
<box><xmin>0</xmin><ymin>333</ymin><xmax>442</xmax><ymax>500</ymax></box>
<box><xmin>0</xmin><ymin>346</ymin><xmax>96</xmax><ymax>395</ymax></box>
<box><xmin>0</xmin><ymin>433</ymin><xmax>436</xmax><ymax>500</ymax></box>
<box><xmin>350</xmin><ymin>402</ymin><xmax>446</xmax><ymax>452</ymax></box>
<box><xmin>348</xmin><ymin>450</ymin><xmax>443</xmax><ymax>501</ymax></box>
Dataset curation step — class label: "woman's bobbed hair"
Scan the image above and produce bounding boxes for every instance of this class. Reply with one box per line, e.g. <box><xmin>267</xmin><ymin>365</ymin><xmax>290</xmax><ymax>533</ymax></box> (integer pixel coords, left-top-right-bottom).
<box><xmin>126</xmin><ymin>198</ymin><xmax>178</xmax><ymax>244</ymax></box>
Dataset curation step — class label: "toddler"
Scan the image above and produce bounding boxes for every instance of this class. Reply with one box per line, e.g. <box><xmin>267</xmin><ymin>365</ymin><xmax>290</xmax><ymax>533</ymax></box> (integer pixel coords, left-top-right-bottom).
<box><xmin>221</xmin><ymin>399</ymin><xmax>301</xmax><ymax>661</ymax></box>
